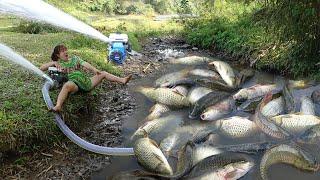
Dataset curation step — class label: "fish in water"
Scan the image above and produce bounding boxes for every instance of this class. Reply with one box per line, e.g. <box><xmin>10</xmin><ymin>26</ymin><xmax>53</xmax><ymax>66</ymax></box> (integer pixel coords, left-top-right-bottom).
<box><xmin>133</xmin><ymin>137</ymin><xmax>173</xmax><ymax>175</ymax></box>
<box><xmin>216</xmin><ymin>116</ymin><xmax>259</xmax><ymax>139</ymax></box>
<box><xmin>160</xmin><ymin>124</ymin><xmax>217</xmax><ymax>157</ymax></box>
<box><xmin>261</xmin><ymin>96</ymin><xmax>285</xmax><ymax>117</ymax></box>
<box><xmin>192</xmin><ymin>144</ymin><xmax>223</xmax><ymax>166</ymax></box>
<box><xmin>271</xmin><ymin>114</ymin><xmax>320</xmax><ymax>135</ymax></box>
<box><xmin>188</xmin><ymin>68</ymin><xmax>221</xmax><ymax>79</ymax></box>
<box><xmin>209</xmin><ymin>60</ymin><xmax>236</xmax><ymax>87</ymax></box>
<box><xmin>300</xmin><ymin>96</ymin><xmax>316</xmax><ymax>115</ymax></box>
<box><xmin>260</xmin><ymin>144</ymin><xmax>318</xmax><ymax>180</ymax></box>
<box><xmin>187</xmin><ymin>86</ymin><xmax>213</xmax><ymax>105</ymax></box>
<box><xmin>145</xmin><ymin>103</ymin><xmax>170</xmax><ymax>121</ymax></box>
<box><xmin>137</xmin><ymin>86</ymin><xmax>190</xmax><ymax>107</ymax></box>
<box><xmin>299</xmin><ymin>124</ymin><xmax>320</xmax><ymax>144</ymax></box>
<box><xmin>233</xmin><ymin>84</ymin><xmax>277</xmax><ymax>101</ymax></box>
<box><xmin>169</xmin><ymin>55</ymin><xmax>216</xmax><ymax>65</ymax></box>
<box><xmin>131</xmin><ymin>114</ymin><xmax>184</xmax><ymax>141</ymax></box>
<box><xmin>160</xmin><ymin>78</ymin><xmax>196</xmax><ymax>88</ymax></box>
<box><xmin>155</xmin><ymin>69</ymin><xmax>190</xmax><ymax>87</ymax></box>
<box><xmin>189</xmin><ymin>91</ymin><xmax>230</xmax><ymax>119</ymax></box>
<box><xmin>184</xmin><ymin>152</ymin><xmax>254</xmax><ymax>180</ymax></box>
<box><xmin>200</xmin><ymin>97</ymin><xmax>236</xmax><ymax>121</ymax></box>
<box><xmin>253</xmin><ymin>93</ymin><xmax>292</xmax><ymax>139</ymax></box>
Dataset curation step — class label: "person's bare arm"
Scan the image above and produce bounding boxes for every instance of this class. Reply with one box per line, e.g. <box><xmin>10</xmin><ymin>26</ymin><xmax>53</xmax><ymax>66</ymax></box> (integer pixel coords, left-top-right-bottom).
<box><xmin>82</xmin><ymin>62</ymin><xmax>100</xmax><ymax>74</ymax></box>
<box><xmin>40</xmin><ymin>61</ymin><xmax>61</xmax><ymax>71</ymax></box>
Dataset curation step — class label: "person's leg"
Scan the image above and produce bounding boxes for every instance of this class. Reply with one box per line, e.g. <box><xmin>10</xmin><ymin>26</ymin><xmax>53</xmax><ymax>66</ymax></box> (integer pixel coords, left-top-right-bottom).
<box><xmin>90</xmin><ymin>71</ymin><xmax>132</xmax><ymax>89</ymax></box>
<box><xmin>52</xmin><ymin>81</ymin><xmax>79</xmax><ymax>112</ymax></box>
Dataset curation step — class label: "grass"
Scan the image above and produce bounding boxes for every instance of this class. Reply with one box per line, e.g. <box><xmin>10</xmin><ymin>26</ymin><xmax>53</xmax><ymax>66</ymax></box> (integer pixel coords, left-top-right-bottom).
<box><xmin>0</xmin><ymin>0</ymin><xmax>183</xmax><ymax>153</ymax></box>
<box><xmin>184</xmin><ymin>1</ymin><xmax>320</xmax><ymax>79</ymax></box>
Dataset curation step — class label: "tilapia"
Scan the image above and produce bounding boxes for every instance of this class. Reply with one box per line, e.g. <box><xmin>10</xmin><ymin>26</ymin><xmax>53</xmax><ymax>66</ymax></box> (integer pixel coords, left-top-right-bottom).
<box><xmin>271</xmin><ymin>114</ymin><xmax>320</xmax><ymax>135</ymax></box>
<box><xmin>137</xmin><ymin>86</ymin><xmax>190</xmax><ymax>107</ymax></box>
<box><xmin>233</xmin><ymin>84</ymin><xmax>277</xmax><ymax>101</ymax></box>
<box><xmin>299</xmin><ymin>124</ymin><xmax>320</xmax><ymax>144</ymax></box>
<box><xmin>155</xmin><ymin>69</ymin><xmax>190</xmax><ymax>87</ymax></box>
<box><xmin>260</xmin><ymin>144</ymin><xmax>318</xmax><ymax>180</ymax></box>
<box><xmin>253</xmin><ymin>93</ymin><xmax>292</xmax><ymax>139</ymax></box>
<box><xmin>184</xmin><ymin>152</ymin><xmax>254</xmax><ymax>180</ymax></box>
<box><xmin>169</xmin><ymin>56</ymin><xmax>216</xmax><ymax>65</ymax></box>
<box><xmin>145</xmin><ymin>103</ymin><xmax>170</xmax><ymax>121</ymax></box>
<box><xmin>133</xmin><ymin>137</ymin><xmax>173</xmax><ymax>175</ymax></box>
<box><xmin>209</xmin><ymin>61</ymin><xmax>236</xmax><ymax>87</ymax></box>
<box><xmin>201</xmin><ymin>97</ymin><xmax>235</xmax><ymax>121</ymax></box>
<box><xmin>189</xmin><ymin>69</ymin><xmax>221</xmax><ymax>79</ymax></box>
<box><xmin>187</xmin><ymin>86</ymin><xmax>213</xmax><ymax>105</ymax></box>
<box><xmin>300</xmin><ymin>96</ymin><xmax>315</xmax><ymax>115</ymax></box>
<box><xmin>192</xmin><ymin>144</ymin><xmax>223</xmax><ymax>166</ymax></box>
<box><xmin>216</xmin><ymin>116</ymin><xmax>259</xmax><ymax>139</ymax></box>
<box><xmin>131</xmin><ymin>114</ymin><xmax>184</xmax><ymax>141</ymax></box>
<box><xmin>261</xmin><ymin>96</ymin><xmax>285</xmax><ymax>117</ymax></box>
<box><xmin>311</xmin><ymin>89</ymin><xmax>320</xmax><ymax>104</ymax></box>
<box><xmin>189</xmin><ymin>91</ymin><xmax>230</xmax><ymax>119</ymax></box>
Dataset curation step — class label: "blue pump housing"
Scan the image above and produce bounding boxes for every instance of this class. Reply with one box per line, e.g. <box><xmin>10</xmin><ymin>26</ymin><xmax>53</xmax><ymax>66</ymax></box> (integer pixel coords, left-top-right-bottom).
<box><xmin>108</xmin><ymin>42</ymin><xmax>126</xmax><ymax>64</ymax></box>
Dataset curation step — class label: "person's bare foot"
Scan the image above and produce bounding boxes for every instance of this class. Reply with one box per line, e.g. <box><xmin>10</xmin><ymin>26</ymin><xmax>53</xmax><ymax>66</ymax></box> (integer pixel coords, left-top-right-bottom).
<box><xmin>123</xmin><ymin>74</ymin><xmax>132</xmax><ymax>85</ymax></box>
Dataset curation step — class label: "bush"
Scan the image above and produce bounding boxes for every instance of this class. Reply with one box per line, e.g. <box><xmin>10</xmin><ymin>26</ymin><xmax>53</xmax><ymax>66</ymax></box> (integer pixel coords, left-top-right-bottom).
<box><xmin>15</xmin><ymin>21</ymin><xmax>60</xmax><ymax>34</ymax></box>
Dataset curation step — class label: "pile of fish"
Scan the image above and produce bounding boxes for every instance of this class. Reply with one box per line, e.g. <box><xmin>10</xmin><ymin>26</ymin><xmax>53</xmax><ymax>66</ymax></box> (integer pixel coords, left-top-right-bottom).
<box><xmin>112</xmin><ymin>55</ymin><xmax>320</xmax><ymax>180</ymax></box>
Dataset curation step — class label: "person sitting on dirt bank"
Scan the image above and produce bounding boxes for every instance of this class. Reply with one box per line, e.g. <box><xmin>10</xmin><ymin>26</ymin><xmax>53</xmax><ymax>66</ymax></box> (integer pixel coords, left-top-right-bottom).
<box><xmin>40</xmin><ymin>44</ymin><xmax>132</xmax><ymax>112</ymax></box>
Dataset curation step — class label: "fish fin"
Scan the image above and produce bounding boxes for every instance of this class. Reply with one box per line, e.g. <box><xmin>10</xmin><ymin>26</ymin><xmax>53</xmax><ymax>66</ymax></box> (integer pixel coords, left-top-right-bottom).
<box><xmin>224</xmin><ymin>169</ymin><xmax>241</xmax><ymax>180</ymax></box>
<box><xmin>149</xmin><ymin>138</ymin><xmax>160</xmax><ymax>148</ymax></box>
<box><xmin>172</xmin><ymin>89</ymin><xmax>185</xmax><ymax>97</ymax></box>
<box><xmin>149</xmin><ymin>104</ymin><xmax>156</xmax><ymax>113</ymax></box>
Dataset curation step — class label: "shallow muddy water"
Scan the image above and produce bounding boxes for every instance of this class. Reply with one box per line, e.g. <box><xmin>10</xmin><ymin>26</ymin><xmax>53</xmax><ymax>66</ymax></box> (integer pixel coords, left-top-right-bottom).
<box><xmin>92</xmin><ymin>61</ymin><xmax>320</xmax><ymax>180</ymax></box>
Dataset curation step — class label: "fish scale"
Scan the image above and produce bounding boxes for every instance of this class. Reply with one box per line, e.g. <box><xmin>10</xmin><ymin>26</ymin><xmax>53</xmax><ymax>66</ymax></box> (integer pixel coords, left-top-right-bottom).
<box><xmin>145</xmin><ymin>103</ymin><xmax>170</xmax><ymax>121</ymax></box>
<box><xmin>217</xmin><ymin>116</ymin><xmax>259</xmax><ymax>138</ymax></box>
<box><xmin>260</xmin><ymin>144</ymin><xmax>318</xmax><ymax>180</ymax></box>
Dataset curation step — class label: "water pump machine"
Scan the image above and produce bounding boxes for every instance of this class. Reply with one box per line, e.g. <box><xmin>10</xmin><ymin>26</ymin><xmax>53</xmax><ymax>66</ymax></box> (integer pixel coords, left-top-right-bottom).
<box><xmin>108</xmin><ymin>33</ymin><xmax>131</xmax><ymax>65</ymax></box>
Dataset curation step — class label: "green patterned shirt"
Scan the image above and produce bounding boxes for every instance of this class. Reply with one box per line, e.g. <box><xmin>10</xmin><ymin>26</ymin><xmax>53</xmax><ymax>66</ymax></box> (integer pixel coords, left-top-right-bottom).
<box><xmin>59</xmin><ymin>56</ymin><xmax>92</xmax><ymax>92</ymax></box>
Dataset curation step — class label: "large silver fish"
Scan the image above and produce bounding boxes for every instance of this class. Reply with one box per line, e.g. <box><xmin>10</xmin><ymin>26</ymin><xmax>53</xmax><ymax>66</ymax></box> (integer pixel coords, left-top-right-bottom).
<box><xmin>189</xmin><ymin>68</ymin><xmax>221</xmax><ymax>79</ymax></box>
<box><xmin>172</xmin><ymin>85</ymin><xmax>189</xmax><ymax>96</ymax></box>
<box><xmin>184</xmin><ymin>152</ymin><xmax>254</xmax><ymax>180</ymax></box>
<box><xmin>155</xmin><ymin>69</ymin><xmax>190</xmax><ymax>87</ymax></box>
<box><xmin>133</xmin><ymin>137</ymin><xmax>173</xmax><ymax>175</ymax></box>
<box><xmin>300</xmin><ymin>96</ymin><xmax>315</xmax><ymax>115</ymax></box>
<box><xmin>216</xmin><ymin>116</ymin><xmax>259</xmax><ymax>139</ymax></box>
<box><xmin>209</xmin><ymin>60</ymin><xmax>236</xmax><ymax>87</ymax></box>
<box><xmin>233</xmin><ymin>84</ymin><xmax>277</xmax><ymax>101</ymax></box>
<box><xmin>169</xmin><ymin>56</ymin><xmax>216</xmax><ymax>65</ymax></box>
<box><xmin>145</xmin><ymin>103</ymin><xmax>170</xmax><ymax>121</ymax></box>
<box><xmin>261</xmin><ymin>96</ymin><xmax>285</xmax><ymax>117</ymax></box>
<box><xmin>187</xmin><ymin>86</ymin><xmax>213</xmax><ymax>105</ymax></box>
<box><xmin>253</xmin><ymin>93</ymin><xmax>292</xmax><ymax>139</ymax></box>
<box><xmin>137</xmin><ymin>86</ymin><xmax>190</xmax><ymax>107</ymax></box>
<box><xmin>131</xmin><ymin>114</ymin><xmax>184</xmax><ymax>141</ymax></box>
<box><xmin>271</xmin><ymin>114</ymin><xmax>320</xmax><ymax>135</ymax></box>
<box><xmin>189</xmin><ymin>91</ymin><xmax>230</xmax><ymax>119</ymax></box>
<box><xmin>260</xmin><ymin>144</ymin><xmax>318</xmax><ymax>180</ymax></box>
<box><xmin>192</xmin><ymin>144</ymin><xmax>223</xmax><ymax>166</ymax></box>
<box><xmin>200</xmin><ymin>97</ymin><xmax>236</xmax><ymax>121</ymax></box>
<box><xmin>160</xmin><ymin>124</ymin><xmax>217</xmax><ymax>156</ymax></box>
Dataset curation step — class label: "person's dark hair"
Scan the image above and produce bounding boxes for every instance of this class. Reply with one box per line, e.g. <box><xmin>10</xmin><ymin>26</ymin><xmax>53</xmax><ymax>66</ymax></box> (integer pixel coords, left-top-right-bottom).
<box><xmin>51</xmin><ymin>44</ymin><xmax>67</xmax><ymax>61</ymax></box>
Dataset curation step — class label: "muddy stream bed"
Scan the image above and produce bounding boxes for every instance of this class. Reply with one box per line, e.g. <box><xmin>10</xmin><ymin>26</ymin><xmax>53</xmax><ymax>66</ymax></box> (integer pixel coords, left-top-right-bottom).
<box><xmin>1</xmin><ymin>36</ymin><xmax>320</xmax><ymax>179</ymax></box>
